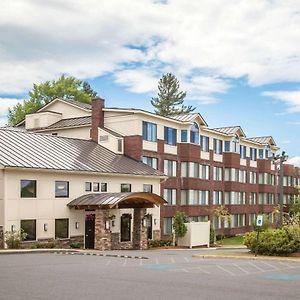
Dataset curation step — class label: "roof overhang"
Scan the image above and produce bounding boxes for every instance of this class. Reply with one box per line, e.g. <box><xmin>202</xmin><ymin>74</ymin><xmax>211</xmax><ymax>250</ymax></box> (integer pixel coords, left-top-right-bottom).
<box><xmin>67</xmin><ymin>192</ymin><xmax>167</xmax><ymax>209</ymax></box>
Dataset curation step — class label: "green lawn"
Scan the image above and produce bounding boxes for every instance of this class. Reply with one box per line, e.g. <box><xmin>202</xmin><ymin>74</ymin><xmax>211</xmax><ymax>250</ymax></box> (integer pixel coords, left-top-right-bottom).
<box><xmin>217</xmin><ymin>235</ymin><xmax>245</xmax><ymax>246</ymax></box>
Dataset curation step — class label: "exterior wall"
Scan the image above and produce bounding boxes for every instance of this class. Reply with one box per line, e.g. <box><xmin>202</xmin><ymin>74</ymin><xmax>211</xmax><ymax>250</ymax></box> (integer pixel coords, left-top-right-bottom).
<box><xmin>3</xmin><ymin>169</ymin><xmax>161</xmax><ymax>244</ymax></box>
<box><xmin>40</xmin><ymin>100</ymin><xmax>90</xmax><ymax>119</ymax></box>
<box><xmin>98</xmin><ymin>128</ymin><xmax>123</xmax><ymax>154</ymax></box>
<box><xmin>43</xmin><ymin>127</ymin><xmax>91</xmax><ymax>140</ymax></box>
<box><xmin>0</xmin><ymin>226</ymin><xmax>3</xmax><ymax>249</ymax></box>
<box><xmin>25</xmin><ymin>112</ymin><xmax>62</xmax><ymax>130</ymax></box>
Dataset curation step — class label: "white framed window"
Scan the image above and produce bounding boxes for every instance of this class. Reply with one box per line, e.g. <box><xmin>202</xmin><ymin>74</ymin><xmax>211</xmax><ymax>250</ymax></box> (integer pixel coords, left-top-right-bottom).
<box><xmin>164</xmin><ymin>160</ymin><xmax>177</xmax><ymax>177</ymax></box>
<box><xmin>164</xmin><ymin>189</ymin><xmax>176</xmax><ymax>205</ymax></box>
<box><xmin>249</xmin><ymin>192</ymin><xmax>257</xmax><ymax>205</ymax></box>
<box><xmin>163</xmin><ymin>218</ymin><xmax>173</xmax><ymax>234</ymax></box>
<box><xmin>213</xmin><ymin>167</ymin><xmax>223</xmax><ymax>181</ymax></box>
<box><xmin>181</xmin><ymin>162</ymin><xmax>187</xmax><ymax>177</ymax></box>
<box><xmin>142</xmin><ymin>156</ymin><xmax>158</xmax><ymax>169</ymax></box>
<box><xmin>200</xmin><ymin>165</ymin><xmax>210</xmax><ymax>180</ymax></box>
<box><xmin>249</xmin><ymin>171</ymin><xmax>257</xmax><ymax>184</ymax></box>
<box><xmin>213</xmin><ymin>191</ymin><xmax>222</xmax><ymax>205</ymax></box>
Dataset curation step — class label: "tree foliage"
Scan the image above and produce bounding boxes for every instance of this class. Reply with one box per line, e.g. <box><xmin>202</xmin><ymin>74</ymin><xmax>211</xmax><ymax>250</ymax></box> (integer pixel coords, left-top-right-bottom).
<box><xmin>8</xmin><ymin>75</ymin><xmax>97</xmax><ymax>125</ymax></box>
<box><xmin>173</xmin><ymin>211</ymin><xmax>188</xmax><ymax>245</ymax></box>
<box><xmin>151</xmin><ymin>73</ymin><xmax>196</xmax><ymax>116</ymax></box>
<box><xmin>212</xmin><ymin>205</ymin><xmax>231</xmax><ymax>242</ymax></box>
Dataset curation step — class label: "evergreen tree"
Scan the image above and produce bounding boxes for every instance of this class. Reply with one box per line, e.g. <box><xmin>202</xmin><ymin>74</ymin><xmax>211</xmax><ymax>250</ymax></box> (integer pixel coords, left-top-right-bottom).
<box><xmin>8</xmin><ymin>75</ymin><xmax>97</xmax><ymax>125</ymax></box>
<box><xmin>173</xmin><ymin>211</ymin><xmax>188</xmax><ymax>246</ymax></box>
<box><xmin>151</xmin><ymin>73</ymin><xmax>195</xmax><ymax>116</ymax></box>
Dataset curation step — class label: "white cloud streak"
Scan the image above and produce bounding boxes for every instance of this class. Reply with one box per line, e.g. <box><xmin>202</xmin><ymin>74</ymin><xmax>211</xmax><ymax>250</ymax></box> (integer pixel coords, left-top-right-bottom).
<box><xmin>0</xmin><ymin>98</ymin><xmax>23</xmax><ymax>125</ymax></box>
<box><xmin>1</xmin><ymin>0</ymin><xmax>300</xmax><ymax>103</ymax></box>
<box><xmin>287</xmin><ymin>156</ymin><xmax>300</xmax><ymax>167</ymax></box>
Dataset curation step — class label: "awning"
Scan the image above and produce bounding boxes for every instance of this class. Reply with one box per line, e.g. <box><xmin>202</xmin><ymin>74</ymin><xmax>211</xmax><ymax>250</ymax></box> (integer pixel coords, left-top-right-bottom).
<box><xmin>67</xmin><ymin>192</ymin><xmax>167</xmax><ymax>209</ymax></box>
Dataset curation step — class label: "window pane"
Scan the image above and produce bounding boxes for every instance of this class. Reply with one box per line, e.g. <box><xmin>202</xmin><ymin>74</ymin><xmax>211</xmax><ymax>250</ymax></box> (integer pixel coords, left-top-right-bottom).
<box><xmin>93</xmin><ymin>182</ymin><xmax>100</xmax><ymax>192</ymax></box>
<box><xmin>85</xmin><ymin>182</ymin><xmax>92</xmax><ymax>192</ymax></box>
<box><xmin>55</xmin><ymin>219</ymin><xmax>69</xmax><ymax>239</ymax></box>
<box><xmin>181</xmin><ymin>130</ymin><xmax>187</xmax><ymax>142</ymax></box>
<box><xmin>21</xmin><ymin>220</ymin><xmax>36</xmax><ymax>241</ymax></box>
<box><xmin>121</xmin><ymin>184</ymin><xmax>131</xmax><ymax>192</ymax></box>
<box><xmin>143</xmin><ymin>184</ymin><xmax>153</xmax><ymax>193</ymax></box>
<box><xmin>21</xmin><ymin>180</ymin><xmax>37</xmax><ymax>198</ymax></box>
<box><xmin>101</xmin><ymin>183</ymin><xmax>107</xmax><ymax>192</ymax></box>
<box><xmin>55</xmin><ymin>181</ymin><xmax>69</xmax><ymax>197</ymax></box>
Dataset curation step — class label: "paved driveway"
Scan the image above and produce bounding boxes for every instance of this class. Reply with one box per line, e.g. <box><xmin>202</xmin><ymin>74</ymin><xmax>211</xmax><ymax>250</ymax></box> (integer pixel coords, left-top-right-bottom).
<box><xmin>0</xmin><ymin>249</ymin><xmax>299</xmax><ymax>300</ymax></box>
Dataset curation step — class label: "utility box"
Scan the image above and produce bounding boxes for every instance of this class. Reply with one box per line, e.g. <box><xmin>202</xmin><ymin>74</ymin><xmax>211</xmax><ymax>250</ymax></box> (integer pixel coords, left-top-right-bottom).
<box><xmin>178</xmin><ymin>221</ymin><xmax>210</xmax><ymax>248</ymax></box>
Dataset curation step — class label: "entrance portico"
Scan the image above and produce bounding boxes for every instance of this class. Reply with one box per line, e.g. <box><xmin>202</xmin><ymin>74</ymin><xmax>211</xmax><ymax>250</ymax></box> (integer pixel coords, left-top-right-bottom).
<box><xmin>68</xmin><ymin>192</ymin><xmax>166</xmax><ymax>250</ymax></box>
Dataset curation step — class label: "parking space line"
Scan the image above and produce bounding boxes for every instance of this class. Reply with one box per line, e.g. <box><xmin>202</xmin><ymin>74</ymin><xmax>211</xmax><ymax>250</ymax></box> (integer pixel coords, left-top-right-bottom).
<box><xmin>217</xmin><ymin>265</ymin><xmax>236</xmax><ymax>276</ymax></box>
<box><xmin>139</xmin><ymin>259</ymin><xmax>143</xmax><ymax>266</ymax></box>
<box><xmin>155</xmin><ymin>258</ymin><xmax>159</xmax><ymax>265</ymax></box>
<box><xmin>105</xmin><ymin>260</ymin><xmax>111</xmax><ymax>266</ymax></box>
<box><xmin>196</xmin><ymin>267</ymin><xmax>210</xmax><ymax>274</ymax></box>
<box><xmin>122</xmin><ymin>259</ymin><xmax>127</xmax><ymax>267</ymax></box>
<box><xmin>260</xmin><ymin>261</ymin><xmax>279</xmax><ymax>270</ymax></box>
<box><xmin>184</xmin><ymin>257</ymin><xmax>189</xmax><ymax>263</ymax></box>
<box><xmin>170</xmin><ymin>257</ymin><xmax>175</xmax><ymax>263</ymax></box>
<box><xmin>248</xmin><ymin>262</ymin><xmax>265</xmax><ymax>272</ymax></box>
<box><xmin>182</xmin><ymin>269</ymin><xmax>189</xmax><ymax>273</ymax></box>
<box><xmin>233</xmin><ymin>263</ymin><xmax>249</xmax><ymax>274</ymax></box>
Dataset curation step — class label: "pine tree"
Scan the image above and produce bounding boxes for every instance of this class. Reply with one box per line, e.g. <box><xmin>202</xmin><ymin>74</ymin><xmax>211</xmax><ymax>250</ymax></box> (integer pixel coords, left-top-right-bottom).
<box><xmin>151</xmin><ymin>73</ymin><xmax>195</xmax><ymax>116</ymax></box>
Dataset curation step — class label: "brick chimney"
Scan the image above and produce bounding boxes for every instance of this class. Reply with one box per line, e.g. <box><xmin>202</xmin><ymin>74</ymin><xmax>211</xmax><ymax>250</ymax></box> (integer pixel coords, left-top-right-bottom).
<box><xmin>91</xmin><ymin>97</ymin><xmax>105</xmax><ymax>143</ymax></box>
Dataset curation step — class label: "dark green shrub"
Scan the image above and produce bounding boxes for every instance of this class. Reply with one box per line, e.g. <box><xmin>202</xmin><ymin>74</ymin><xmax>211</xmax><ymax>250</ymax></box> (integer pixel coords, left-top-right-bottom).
<box><xmin>148</xmin><ymin>240</ymin><xmax>172</xmax><ymax>248</ymax></box>
<box><xmin>210</xmin><ymin>226</ymin><xmax>216</xmax><ymax>245</ymax></box>
<box><xmin>244</xmin><ymin>227</ymin><xmax>300</xmax><ymax>256</ymax></box>
<box><xmin>70</xmin><ymin>242</ymin><xmax>82</xmax><ymax>249</ymax></box>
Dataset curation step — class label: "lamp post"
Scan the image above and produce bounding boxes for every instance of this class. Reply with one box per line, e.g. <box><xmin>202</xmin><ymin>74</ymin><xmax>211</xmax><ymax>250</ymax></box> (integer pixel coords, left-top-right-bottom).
<box><xmin>272</xmin><ymin>151</ymin><xmax>288</xmax><ymax>228</ymax></box>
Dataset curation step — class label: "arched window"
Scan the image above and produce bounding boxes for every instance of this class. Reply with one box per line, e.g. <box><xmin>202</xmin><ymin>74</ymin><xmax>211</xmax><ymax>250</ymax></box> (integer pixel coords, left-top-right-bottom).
<box><xmin>233</xmin><ymin>134</ymin><xmax>239</xmax><ymax>153</ymax></box>
<box><xmin>190</xmin><ymin>123</ymin><xmax>199</xmax><ymax>144</ymax></box>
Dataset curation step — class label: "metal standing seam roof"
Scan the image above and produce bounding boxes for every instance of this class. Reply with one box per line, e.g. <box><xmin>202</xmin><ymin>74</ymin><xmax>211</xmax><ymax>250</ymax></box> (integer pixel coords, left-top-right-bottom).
<box><xmin>212</xmin><ymin>126</ymin><xmax>246</xmax><ymax>136</ymax></box>
<box><xmin>67</xmin><ymin>192</ymin><xmax>167</xmax><ymax>208</ymax></box>
<box><xmin>247</xmin><ymin>136</ymin><xmax>277</xmax><ymax>146</ymax></box>
<box><xmin>0</xmin><ymin>128</ymin><xmax>164</xmax><ymax>177</ymax></box>
<box><xmin>46</xmin><ymin>116</ymin><xmax>92</xmax><ymax>129</ymax></box>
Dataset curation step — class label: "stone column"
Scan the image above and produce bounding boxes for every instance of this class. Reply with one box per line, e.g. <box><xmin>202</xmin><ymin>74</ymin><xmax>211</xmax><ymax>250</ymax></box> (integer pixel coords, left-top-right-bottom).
<box><xmin>94</xmin><ymin>210</ymin><xmax>111</xmax><ymax>250</ymax></box>
<box><xmin>133</xmin><ymin>208</ymin><xmax>148</xmax><ymax>250</ymax></box>
<box><xmin>0</xmin><ymin>226</ymin><xmax>3</xmax><ymax>249</ymax></box>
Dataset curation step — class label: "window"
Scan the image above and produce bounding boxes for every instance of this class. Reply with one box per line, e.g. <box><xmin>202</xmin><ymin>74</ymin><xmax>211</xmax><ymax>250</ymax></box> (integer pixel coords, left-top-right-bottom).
<box><xmin>21</xmin><ymin>220</ymin><xmax>36</xmax><ymax>241</ymax></box>
<box><xmin>164</xmin><ymin>218</ymin><xmax>173</xmax><ymax>234</ymax></box>
<box><xmin>181</xmin><ymin>130</ymin><xmax>188</xmax><ymax>142</ymax></box>
<box><xmin>200</xmin><ymin>165</ymin><xmax>210</xmax><ymax>180</ymax></box>
<box><xmin>213</xmin><ymin>191</ymin><xmax>222</xmax><ymax>205</ymax></box>
<box><xmin>189</xmin><ymin>215</ymin><xmax>209</xmax><ymax>222</ymax></box>
<box><xmin>142</xmin><ymin>156</ymin><xmax>158</xmax><ymax>169</ymax></box>
<box><xmin>213</xmin><ymin>139</ymin><xmax>223</xmax><ymax>154</ymax></box>
<box><xmin>55</xmin><ymin>181</ymin><xmax>69</xmax><ymax>198</ymax></box>
<box><xmin>101</xmin><ymin>183</ymin><xmax>107</xmax><ymax>192</ymax></box>
<box><xmin>143</xmin><ymin>184</ymin><xmax>153</xmax><ymax>193</ymax></box>
<box><xmin>200</xmin><ymin>135</ymin><xmax>209</xmax><ymax>152</ymax></box>
<box><xmin>250</xmin><ymin>147</ymin><xmax>257</xmax><ymax>161</ymax></box>
<box><xmin>240</xmin><ymin>145</ymin><xmax>246</xmax><ymax>159</ymax></box>
<box><xmin>224</xmin><ymin>141</ymin><xmax>231</xmax><ymax>152</ymax></box>
<box><xmin>249</xmin><ymin>171</ymin><xmax>257</xmax><ymax>184</ymax></box>
<box><xmin>164</xmin><ymin>160</ymin><xmax>177</xmax><ymax>177</ymax></box>
<box><xmin>181</xmin><ymin>190</ymin><xmax>209</xmax><ymax>205</ymax></box>
<box><xmin>142</xmin><ymin>121</ymin><xmax>157</xmax><ymax>142</ymax></box>
<box><xmin>93</xmin><ymin>182</ymin><xmax>100</xmax><ymax>192</ymax></box>
<box><xmin>121</xmin><ymin>184</ymin><xmax>131</xmax><ymax>192</ymax></box>
<box><xmin>189</xmin><ymin>162</ymin><xmax>199</xmax><ymax>178</ymax></box>
<box><xmin>249</xmin><ymin>192</ymin><xmax>257</xmax><ymax>205</ymax></box>
<box><xmin>224</xmin><ymin>168</ymin><xmax>239</xmax><ymax>182</ymax></box>
<box><xmin>164</xmin><ymin>126</ymin><xmax>177</xmax><ymax>145</ymax></box>
<box><xmin>181</xmin><ymin>162</ymin><xmax>187</xmax><ymax>177</ymax></box>
<box><xmin>213</xmin><ymin>167</ymin><xmax>223</xmax><ymax>181</ymax></box>
<box><xmin>230</xmin><ymin>214</ymin><xmax>246</xmax><ymax>228</ymax></box>
<box><xmin>20</xmin><ymin>180</ymin><xmax>36</xmax><ymax>198</ymax></box>
<box><xmin>265</xmin><ymin>145</ymin><xmax>271</xmax><ymax>159</ymax></box>
<box><xmin>225</xmin><ymin>192</ymin><xmax>245</xmax><ymax>205</ymax></box>
<box><xmin>213</xmin><ymin>216</ymin><xmax>221</xmax><ymax>229</ymax></box>
<box><xmin>190</xmin><ymin>123</ymin><xmax>199</xmax><ymax>144</ymax></box>
<box><xmin>117</xmin><ymin>139</ymin><xmax>123</xmax><ymax>152</ymax></box>
<box><xmin>85</xmin><ymin>182</ymin><xmax>92</xmax><ymax>192</ymax></box>
<box><xmin>55</xmin><ymin>219</ymin><xmax>69</xmax><ymax>239</ymax></box>
<box><xmin>249</xmin><ymin>213</ymin><xmax>256</xmax><ymax>226</ymax></box>
<box><xmin>164</xmin><ymin>189</ymin><xmax>176</xmax><ymax>205</ymax></box>
<box><xmin>239</xmin><ymin>170</ymin><xmax>246</xmax><ymax>183</ymax></box>
<box><xmin>258</xmin><ymin>149</ymin><xmax>264</xmax><ymax>159</ymax></box>
<box><xmin>233</xmin><ymin>135</ymin><xmax>240</xmax><ymax>153</ymax></box>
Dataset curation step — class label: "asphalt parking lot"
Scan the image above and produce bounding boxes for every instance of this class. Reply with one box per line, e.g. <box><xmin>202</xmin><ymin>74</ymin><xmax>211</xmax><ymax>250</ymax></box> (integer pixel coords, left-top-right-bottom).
<box><xmin>0</xmin><ymin>250</ymin><xmax>299</xmax><ymax>300</ymax></box>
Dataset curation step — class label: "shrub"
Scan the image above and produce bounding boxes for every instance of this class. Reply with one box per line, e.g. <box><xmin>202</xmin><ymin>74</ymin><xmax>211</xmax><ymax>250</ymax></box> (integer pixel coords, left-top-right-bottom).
<box><xmin>148</xmin><ymin>240</ymin><xmax>172</xmax><ymax>248</ymax></box>
<box><xmin>210</xmin><ymin>226</ymin><xmax>216</xmax><ymax>245</ymax></box>
<box><xmin>70</xmin><ymin>242</ymin><xmax>82</xmax><ymax>249</ymax></box>
<box><xmin>5</xmin><ymin>230</ymin><xmax>27</xmax><ymax>249</ymax></box>
<box><xmin>244</xmin><ymin>227</ymin><xmax>300</xmax><ymax>256</ymax></box>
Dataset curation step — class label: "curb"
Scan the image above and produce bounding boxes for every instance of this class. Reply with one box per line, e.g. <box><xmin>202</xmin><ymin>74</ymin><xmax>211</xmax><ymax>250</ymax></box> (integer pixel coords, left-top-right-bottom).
<box><xmin>55</xmin><ymin>251</ymin><xmax>148</xmax><ymax>259</ymax></box>
<box><xmin>0</xmin><ymin>249</ymin><xmax>79</xmax><ymax>255</ymax></box>
<box><xmin>193</xmin><ymin>253</ymin><xmax>300</xmax><ymax>263</ymax></box>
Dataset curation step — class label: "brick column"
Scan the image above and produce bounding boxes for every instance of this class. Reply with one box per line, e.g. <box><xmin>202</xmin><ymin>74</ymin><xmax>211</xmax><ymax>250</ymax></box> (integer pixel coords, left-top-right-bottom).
<box><xmin>94</xmin><ymin>210</ymin><xmax>111</xmax><ymax>250</ymax></box>
<box><xmin>133</xmin><ymin>208</ymin><xmax>148</xmax><ymax>250</ymax></box>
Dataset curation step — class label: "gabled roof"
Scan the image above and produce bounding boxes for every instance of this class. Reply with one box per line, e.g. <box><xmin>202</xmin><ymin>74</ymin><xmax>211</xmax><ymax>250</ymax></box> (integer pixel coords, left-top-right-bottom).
<box><xmin>38</xmin><ymin>98</ymin><xmax>92</xmax><ymax>113</ymax></box>
<box><xmin>247</xmin><ymin>136</ymin><xmax>277</xmax><ymax>147</ymax></box>
<box><xmin>44</xmin><ymin>116</ymin><xmax>91</xmax><ymax>130</ymax></box>
<box><xmin>0</xmin><ymin>128</ymin><xmax>164</xmax><ymax>177</ymax></box>
<box><xmin>212</xmin><ymin>126</ymin><xmax>246</xmax><ymax>137</ymax></box>
<box><xmin>169</xmin><ymin>113</ymin><xmax>208</xmax><ymax>126</ymax></box>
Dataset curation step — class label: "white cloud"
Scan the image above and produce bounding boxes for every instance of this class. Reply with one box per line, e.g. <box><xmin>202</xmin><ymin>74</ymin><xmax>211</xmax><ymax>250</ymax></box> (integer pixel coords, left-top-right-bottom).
<box><xmin>262</xmin><ymin>90</ymin><xmax>300</xmax><ymax>113</ymax></box>
<box><xmin>0</xmin><ymin>98</ymin><xmax>23</xmax><ymax>125</ymax></box>
<box><xmin>1</xmin><ymin>0</ymin><xmax>300</xmax><ymax>101</ymax></box>
<box><xmin>287</xmin><ymin>156</ymin><xmax>300</xmax><ymax>167</ymax></box>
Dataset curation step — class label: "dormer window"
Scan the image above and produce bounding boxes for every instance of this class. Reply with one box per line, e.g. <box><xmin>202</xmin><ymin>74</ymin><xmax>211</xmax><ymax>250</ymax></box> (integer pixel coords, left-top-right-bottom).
<box><xmin>190</xmin><ymin>123</ymin><xmax>199</xmax><ymax>144</ymax></box>
<box><xmin>233</xmin><ymin>135</ymin><xmax>240</xmax><ymax>153</ymax></box>
<box><xmin>265</xmin><ymin>145</ymin><xmax>271</xmax><ymax>159</ymax></box>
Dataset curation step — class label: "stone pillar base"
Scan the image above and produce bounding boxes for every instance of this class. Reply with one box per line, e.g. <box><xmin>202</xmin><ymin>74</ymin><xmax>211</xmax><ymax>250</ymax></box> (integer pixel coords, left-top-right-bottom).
<box><xmin>94</xmin><ymin>210</ymin><xmax>111</xmax><ymax>250</ymax></box>
<box><xmin>133</xmin><ymin>208</ymin><xmax>148</xmax><ymax>250</ymax></box>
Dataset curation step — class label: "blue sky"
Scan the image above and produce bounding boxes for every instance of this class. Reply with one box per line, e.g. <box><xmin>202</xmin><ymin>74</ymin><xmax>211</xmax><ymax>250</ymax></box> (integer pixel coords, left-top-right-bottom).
<box><xmin>0</xmin><ymin>0</ymin><xmax>299</xmax><ymax>165</ymax></box>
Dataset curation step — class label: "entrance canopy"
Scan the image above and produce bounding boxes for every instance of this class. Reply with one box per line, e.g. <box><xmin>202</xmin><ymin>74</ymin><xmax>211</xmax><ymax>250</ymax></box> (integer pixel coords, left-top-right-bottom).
<box><xmin>67</xmin><ymin>192</ymin><xmax>167</xmax><ymax>209</ymax></box>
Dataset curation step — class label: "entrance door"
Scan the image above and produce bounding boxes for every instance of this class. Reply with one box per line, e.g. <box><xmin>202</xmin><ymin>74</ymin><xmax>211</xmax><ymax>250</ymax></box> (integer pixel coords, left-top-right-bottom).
<box><xmin>121</xmin><ymin>214</ymin><xmax>131</xmax><ymax>242</ymax></box>
<box><xmin>146</xmin><ymin>215</ymin><xmax>153</xmax><ymax>240</ymax></box>
<box><xmin>85</xmin><ymin>214</ymin><xmax>95</xmax><ymax>249</ymax></box>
